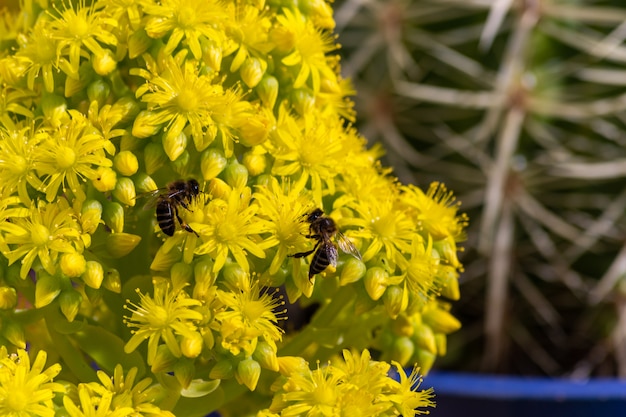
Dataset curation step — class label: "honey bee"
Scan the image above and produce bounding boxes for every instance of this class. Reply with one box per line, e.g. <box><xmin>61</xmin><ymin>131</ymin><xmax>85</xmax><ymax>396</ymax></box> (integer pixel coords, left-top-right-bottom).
<box><xmin>290</xmin><ymin>208</ymin><xmax>361</xmax><ymax>280</ymax></box>
<box><xmin>141</xmin><ymin>179</ymin><xmax>202</xmax><ymax>237</ymax></box>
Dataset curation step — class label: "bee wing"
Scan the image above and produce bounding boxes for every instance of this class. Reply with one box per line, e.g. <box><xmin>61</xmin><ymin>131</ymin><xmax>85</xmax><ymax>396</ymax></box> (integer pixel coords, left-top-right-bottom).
<box><xmin>325</xmin><ymin>242</ymin><xmax>339</xmax><ymax>268</ymax></box>
<box><xmin>336</xmin><ymin>232</ymin><xmax>362</xmax><ymax>260</ymax></box>
<box><xmin>134</xmin><ymin>188</ymin><xmax>167</xmax><ymax>210</ymax></box>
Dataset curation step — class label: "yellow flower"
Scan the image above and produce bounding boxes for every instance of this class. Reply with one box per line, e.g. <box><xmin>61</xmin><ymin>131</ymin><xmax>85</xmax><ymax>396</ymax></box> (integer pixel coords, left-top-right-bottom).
<box><xmin>0</xmin><ymin>347</ymin><xmax>65</xmax><ymax>417</ymax></box>
<box><xmin>0</xmin><ymin>126</ymin><xmax>45</xmax><ymax>205</ymax></box>
<box><xmin>16</xmin><ymin>20</ymin><xmax>60</xmax><ymax>92</ymax></box>
<box><xmin>63</xmin><ymin>384</ymin><xmax>134</xmax><ymax>417</ymax></box>
<box><xmin>224</xmin><ymin>3</ymin><xmax>273</xmax><ymax>73</ymax></box>
<box><xmin>124</xmin><ymin>280</ymin><xmax>204</xmax><ymax>364</ymax></box>
<box><xmin>387</xmin><ymin>363</ymin><xmax>435</xmax><ymax>416</ymax></box>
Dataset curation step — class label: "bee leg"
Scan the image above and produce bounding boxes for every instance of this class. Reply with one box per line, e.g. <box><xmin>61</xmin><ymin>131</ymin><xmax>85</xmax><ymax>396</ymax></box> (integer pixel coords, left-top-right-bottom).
<box><xmin>174</xmin><ymin>205</ymin><xmax>199</xmax><ymax>237</ymax></box>
<box><xmin>290</xmin><ymin>240</ymin><xmax>321</xmax><ymax>258</ymax></box>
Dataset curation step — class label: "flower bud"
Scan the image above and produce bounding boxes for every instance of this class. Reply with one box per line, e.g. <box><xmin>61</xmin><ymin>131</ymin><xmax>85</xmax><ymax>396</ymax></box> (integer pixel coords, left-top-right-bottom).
<box><xmin>0</xmin><ymin>286</ymin><xmax>17</xmax><ymax>310</ymax></box>
<box><xmin>92</xmin><ymin>166</ymin><xmax>117</xmax><ymax>192</ymax></box>
<box><xmin>181</xmin><ymin>331</ymin><xmax>204</xmax><ymax>358</ymax></box>
<box><xmin>236</xmin><ymin>358</ymin><xmax>261</xmax><ymax>391</ymax></box>
<box><xmin>391</xmin><ymin>336</ymin><xmax>414</xmax><ymax>367</ymax></box>
<box><xmin>151</xmin><ymin>344</ymin><xmax>178</xmax><ymax>373</ymax></box>
<box><xmin>106</xmin><ymin>233</ymin><xmax>141</xmax><ymax>258</ymax></box>
<box><xmin>202</xmin><ymin>328</ymin><xmax>215</xmax><ymax>349</ymax></box>
<box><xmin>163</xmin><ymin>130</ymin><xmax>188</xmax><ymax>161</ymax></box>
<box><xmin>93</xmin><ymin>50</ymin><xmax>117</xmax><ymax>76</ymax></box>
<box><xmin>60</xmin><ymin>253</ymin><xmax>87</xmax><ymax>278</ymax></box>
<box><xmin>3</xmin><ymin>320</ymin><xmax>25</xmax><ymax>349</ymax></box>
<box><xmin>171</xmin><ymin>262</ymin><xmax>193</xmax><ymax>289</ymax></box>
<box><xmin>113</xmin><ymin>150</ymin><xmax>139</xmax><ymax>176</ymax></box>
<box><xmin>277</xmin><ymin>356</ymin><xmax>308</xmax><ymax>377</ymax></box>
<box><xmin>128</xmin><ymin>29</ymin><xmax>151</xmax><ymax>59</ymax></box>
<box><xmin>422</xmin><ymin>307</ymin><xmax>461</xmax><ymax>334</ymax></box>
<box><xmin>413</xmin><ymin>322</ymin><xmax>437</xmax><ymax>354</ymax></box>
<box><xmin>339</xmin><ymin>257</ymin><xmax>366</xmax><ymax>286</ymax></box>
<box><xmin>41</xmin><ymin>93</ymin><xmax>69</xmax><ymax>128</ymax></box>
<box><xmin>113</xmin><ymin>96</ymin><xmax>141</xmax><ymax>126</ymax></box>
<box><xmin>237</xmin><ymin>108</ymin><xmax>272</xmax><ymax>147</ymax></box>
<box><xmin>144</xmin><ymin>142</ymin><xmax>167</xmax><ymax>174</ymax></box>
<box><xmin>240</xmin><ymin>57</ymin><xmax>265</xmax><ymax>88</ymax></box>
<box><xmin>103</xmin><ymin>269</ymin><xmax>122</xmax><ymax>293</ymax></box>
<box><xmin>35</xmin><ymin>272</ymin><xmax>61</xmax><ymax>308</ymax></box>
<box><xmin>242</xmin><ymin>152</ymin><xmax>267</xmax><ymax>177</ymax></box>
<box><xmin>174</xmin><ymin>359</ymin><xmax>195</xmax><ymax>389</ymax></box>
<box><xmin>208</xmin><ymin>178</ymin><xmax>231</xmax><ymax>200</ymax></box>
<box><xmin>256</xmin><ymin>75</ymin><xmax>278</xmax><ymax>109</ymax></box>
<box><xmin>222</xmin><ymin>263</ymin><xmax>249</xmax><ymax>291</ymax></box>
<box><xmin>391</xmin><ymin>314</ymin><xmax>414</xmax><ymax>337</ymax></box>
<box><xmin>438</xmin><ymin>266</ymin><xmax>460</xmax><ymax>301</ymax></box>
<box><xmin>59</xmin><ymin>289</ymin><xmax>82</xmax><ymax>322</ymax></box>
<box><xmin>113</xmin><ymin>177</ymin><xmax>136</xmax><ymax>206</ymax></box>
<box><xmin>201</xmin><ymin>39</ymin><xmax>222</xmax><ymax>72</ymax></box>
<box><xmin>292</xmin><ymin>89</ymin><xmax>315</xmax><ymax>116</ymax></box>
<box><xmin>81</xmin><ymin>200</ymin><xmax>103</xmax><ymax>234</ymax></box>
<box><xmin>132</xmin><ymin>110</ymin><xmax>162</xmax><ymax>138</ymax></box>
<box><xmin>364</xmin><ymin>267</ymin><xmax>388</xmax><ymax>301</ymax></box>
<box><xmin>435</xmin><ymin>333</ymin><xmax>447</xmax><ymax>356</ymax></box>
<box><xmin>194</xmin><ymin>259</ymin><xmax>216</xmax><ymax>286</ymax></box>
<box><xmin>253</xmin><ymin>341</ymin><xmax>279</xmax><ymax>372</ymax></box>
<box><xmin>171</xmin><ymin>150</ymin><xmax>192</xmax><ymax>177</ymax></box>
<box><xmin>224</xmin><ymin>160</ymin><xmax>248</xmax><ymax>189</ymax></box>
<box><xmin>201</xmin><ymin>148</ymin><xmax>228</xmax><ymax>180</ymax></box>
<box><xmin>103</xmin><ymin>201</ymin><xmax>125</xmax><ymax>233</ymax></box>
<box><xmin>383</xmin><ymin>285</ymin><xmax>408</xmax><ymax>319</ymax></box>
<box><xmin>82</xmin><ymin>261</ymin><xmax>104</xmax><ymax>289</ymax></box>
<box><xmin>209</xmin><ymin>359</ymin><xmax>234</xmax><ymax>380</ymax></box>
<box><xmin>134</xmin><ymin>173</ymin><xmax>158</xmax><ymax>194</ymax></box>
<box><xmin>87</xmin><ymin>79</ymin><xmax>111</xmax><ymax>106</ymax></box>
<box><xmin>414</xmin><ymin>348</ymin><xmax>436</xmax><ymax>375</ymax></box>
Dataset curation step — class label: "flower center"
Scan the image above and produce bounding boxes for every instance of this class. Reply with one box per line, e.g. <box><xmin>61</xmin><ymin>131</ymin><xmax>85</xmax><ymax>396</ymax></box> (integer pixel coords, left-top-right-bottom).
<box><xmin>6</xmin><ymin>390</ymin><xmax>28</xmax><ymax>411</ymax></box>
<box><xmin>313</xmin><ymin>384</ymin><xmax>337</xmax><ymax>406</ymax></box>
<box><xmin>149</xmin><ymin>305</ymin><xmax>169</xmax><ymax>328</ymax></box>
<box><xmin>31</xmin><ymin>224</ymin><xmax>51</xmax><ymax>247</ymax></box>
<box><xmin>11</xmin><ymin>156</ymin><xmax>28</xmax><ymax>175</ymax></box>
<box><xmin>242</xmin><ymin>300</ymin><xmax>264</xmax><ymax>322</ymax></box>
<box><xmin>217</xmin><ymin>223</ymin><xmax>236</xmax><ymax>242</ymax></box>
<box><xmin>176</xmin><ymin>5</ymin><xmax>196</xmax><ymax>28</ymax></box>
<box><xmin>68</xmin><ymin>15</ymin><xmax>89</xmax><ymax>39</ymax></box>
<box><xmin>56</xmin><ymin>146</ymin><xmax>76</xmax><ymax>169</ymax></box>
<box><xmin>176</xmin><ymin>88</ymin><xmax>199</xmax><ymax>112</ymax></box>
<box><xmin>372</xmin><ymin>215</ymin><xmax>395</xmax><ymax>238</ymax></box>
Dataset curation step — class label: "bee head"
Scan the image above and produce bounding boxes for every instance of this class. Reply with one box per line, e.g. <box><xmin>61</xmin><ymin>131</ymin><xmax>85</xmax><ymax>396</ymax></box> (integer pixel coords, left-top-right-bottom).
<box><xmin>306</xmin><ymin>208</ymin><xmax>324</xmax><ymax>223</ymax></box>
<box><xmin>189</xmin><ymin>179</ymin><xmax>200</xmax><ymax>196</ymax></box>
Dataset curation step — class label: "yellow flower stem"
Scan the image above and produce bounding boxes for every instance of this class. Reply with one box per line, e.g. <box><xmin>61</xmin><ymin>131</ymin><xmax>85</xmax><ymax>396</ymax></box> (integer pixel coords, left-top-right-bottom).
<box><xmin>279</xmin><ymin>285</ymin><xmax>357</xmax><ymax>357</ymax></box>
<box><xmin>46</xmin><ymin>316</ymin><xmax>98</xmax><ymax>383</ymax></box>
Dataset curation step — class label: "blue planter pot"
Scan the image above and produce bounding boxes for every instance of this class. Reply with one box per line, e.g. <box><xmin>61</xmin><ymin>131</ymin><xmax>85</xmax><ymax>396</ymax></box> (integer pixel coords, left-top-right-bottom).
<box><xmin>423</xmin><ymin>371</ymin><xmax>626</xmax><ymax>417</ymax></box>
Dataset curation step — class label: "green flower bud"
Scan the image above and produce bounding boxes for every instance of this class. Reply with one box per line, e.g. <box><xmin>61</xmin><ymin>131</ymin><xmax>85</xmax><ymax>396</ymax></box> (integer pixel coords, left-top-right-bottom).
<box><xmin>181</xmin><ymin>331</ymin><xmax>204</xmax><ymax>359</ymax></box>
<box><xmin>103</xmin><ymin>269</ymin><xmax>122</xmax><ymax>293</ymax></box>
<box><xmin>208</xmin><ymin>178</ymin><xmax>231</xmax><ymax>200</ymax></box>
<box><xmin>256</xmin><ymin>75</ymin><xmax>279</xmax><ymax>109</ymax></box>
<box><xmin>414</xmin><ymin>348</ymin><xmax>436</xmax><ymax>375</ymax></box>
<box><xmin>144</xmin><ymin>142</ymin><xmax>167</xmax><ymax>174</ymax></box>
<box><xmin>391</xmin><ymin>336</ymin><xmax>415</xmax><ymax>367</ymax></box>
<box><xmin>224</xmin><ymin>160</ymin><xmax>248</xmax><ymax>189</ymax></box>
<box><xmin>174</xmin><ymin>359</ymin><xmax>195</xmax><ymax>389</ymax></box>
<box><xmin>132</xmin><ymin>110</ymin><xmax>162</xmax><ymax>138</ymax></box>
<box><xmin>113</xmin><ymin>96</ymin><xmax>141</xmax><ymax>126</ymax></box>
<box><xmin>3</xmin><ymin>320</ymin><xmax>25</xmax><ymax>349</ymax></box>
<box><xmin>435</xmin><ymin>333</ymin><xmax>447</xmax><ymax>356</ymax></box>
<box><xmin>128</xmin><ymin>29</ymin><xmax>151</xmax><ymax>59</ymax></box>
<box><xmin>439</xmin><ymin>266</ymin><xmax>460</xmax><ymax>301</ymax></box>
<box><xmin>253</xmin><ymin>341</ymin><xmax>279</xmax><ymax>372</ymax></box>
<box><xmin>93</xmin><ymin>50</ymin><xmax>117</xmax><ymax>76</ymax></box>
<box><xmin>151</xmin><ymin>344</ymin><xmax>178</xmax><ymax>373</ymax></box>
<box><xmin>103</xmin><ymin>201</ymin><xmax>125</xmax><ymax>233</ymax></box>
<box><xmin>87</xmin><ymin>79</ymin><xmax>111</xmax><ymax>106</ymax></box>
<box><xmin>59</xmin><ymin>289</ymin><xmax>82</xmax><ymax>322</ymax></box>
<box><xmin>242</xmin><ymin>151</ymin><xmax>266</xmax><ymax>177</ymax></box>
<box><xmin>92</xmin><ymin>166</ymin><xmax>117</xmax><ymax>192</ymax></box>
<box><xmin>422</xmin><ymin>307</ymin><xmax>461</xmax><ymax>334</ymax></box>
<box><xmin>105</xmin><ymin>233</ymin><xmax>141</xmax><ymax>258</ymax></box>
<box><xmin>391</xmin><ymin>314</ymin><xmax>414</xmax><ymax>337</ymax></box>
<box><xmin>236</xmin><ymin>358</ymin><xmax>261</xmax><ymax>391</ymax></box>
<box><xmin>413</xmin><ymin>322</ymin><xmax>437</xmax><ymax>354</ymax></box>
<box><xmin>81</xmin><ymin>200</ymin><xmax>103</xmax><ymax>234</ymax></box>
<box><xmin>383</xmin><ymin>285</ymin><xmax>408</xmax><ymax>319</ymax></box>
<box><xmin>113</xmin><ymin>177</ymin><xmax>136</xmax><ymax>206</ymax></box>
<box><xmin>35</xmin><ymin>271</ymin><xmax>62</xmax><ymax>308</ymax></box>
<box><xmin>64</xmin><ymin>63</ymin><xmax>90</xmax><ymax>97</ymax></box>
<box><xmin>339</xmin><ymin>257</ymin><xmax>366</xmax><ymax>286</ymax></box>
<box><xmin>240</xmin><ymin>57</ymin><xmax>265</xmax><ymax>88</ymax></box>
<box><xmin>171</xmin><ymin>150</ymin><xmax>192</xmax><ymax>177</ymax></box>
<box><xmin>82</xmin><ymin>261</ymin><xmax>104</xmax><ymax>289</ymax></box>
<box><xmin>163</xmin><ymin>130</ymin><xmax>188</xmax><ymax>161</ymax></box>
<box><xmin>292</xmin><ymin>88</ymin><xmax>315</xmax><ymax>116</ymax></box>
<box><xmin>203</xmin><ymin>328</ymin><xmax>215</xmax><ymax>350</ymax></box>
<box><xmin>194</xmin><ymin>258</ymin><xmax>216</xmax><ymax>286</ymax></box>
<box><xmin>171</xmin><ymin>262</ymin><xmax>193</xmax><ymax>289</ymax></box>
<box><xmin>134</xmin><ymin>173</ymin><xmax>158</xmax><ymax>194</ymax></box>
<box><xmin>0</xmin><ymin>286</ymin><xmax>17</xmax><ymax>310</ymax></box>
<box><xmin>209</xmin><ymin>359</ymin><xmax>234</xmax><ymax>380</ymax></box>
<box><xmin>201</xmin><ymin>148</ymin><xmax>228</xmax><ymax>180</ymax></box>
<box><xmin>60</xmin><ymin>253</ymin><xmax>87</xmax><ymax>278</ymax></box>
<box><xmin>113</xmin><ymin>150</ymin><xmax>139</xmax><ymax>176</ymax></box>
<box><xmin>237</xmin><ymin>108</ymin><xmax>272</xmax><ymax>147</ymax></box>
<box><xmin>222</xmin><ymin>263</ymin><xmax>249</xmax><ymax>290</ymax></box>
<box><xmin>364</xmin><ymin>267</ymin><xmax>388</xmax><ymax>301</ymax></box>
<box><xmin>41</xmin><ymin>93</ymin><xmax>68</xmax><ymax>128</ymax></box>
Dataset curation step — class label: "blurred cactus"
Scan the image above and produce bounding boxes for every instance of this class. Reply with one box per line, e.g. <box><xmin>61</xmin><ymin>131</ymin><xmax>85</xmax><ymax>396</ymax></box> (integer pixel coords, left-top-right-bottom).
<box><xmin>336</xmin><ymin>0</ymin><xmax>626</xmax><ymax>376</ymax></box>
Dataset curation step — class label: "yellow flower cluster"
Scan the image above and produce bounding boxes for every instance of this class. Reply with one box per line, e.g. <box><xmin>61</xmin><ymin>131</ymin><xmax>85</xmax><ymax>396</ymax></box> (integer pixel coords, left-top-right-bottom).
<box><xmin>0</xmin><ymin>0</ymin><xmax>466</xmax><ymax>415</ymax></box>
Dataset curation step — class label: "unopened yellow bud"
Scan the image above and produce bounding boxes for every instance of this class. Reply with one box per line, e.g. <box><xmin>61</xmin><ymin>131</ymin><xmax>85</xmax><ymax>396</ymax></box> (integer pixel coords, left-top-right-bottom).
<box><xmin>422</xmin><ymin>307</ymin><xmax>461</xmax><ymax>334</ymax></box>
<box><xmin>414</xmin><ymin>348</ymin><xmax>436</xmax><ymax>375</ymax></box>
<box><xmin>435</xmin><ymin>333</ymin><xmax>447</xmax><ymax>356</ymax></box>
<box><xmin>391</xmin><ymin>336</ymin><xmax>415</xmax><ymax>367</ymax></box>
<box><xmin>236</xmin><ymin>358</ymin><xmax>261</xmax><ymax>391</ymax></box>
<box><xmin>242</xmin><ymin>151</ymin><xmax>266</xmax><ymax>177</ymax></box>
<box><xmin>257</xmin><ymin>75</ymin><xmax>279</xmax><ymax>109</ymax></box>
<box><xmin>60</xmin><ymin>253</ymin><xmax>87</xmax><ymax>278</ymax></box>
<box><xmin>364</xmin><ymin>267</ymin><xmax>388</xmax><ymax>301</ymax></box>
<box><xmin>194</xmin><ymin>258</ymin><xmax>216</xmax><ymax>286</ymax></box>
<box><xmin>201</xmin><ymin>39</ymin><xmax>222</xmax><ymax>72</ymax></box>
<box><xmin>41</xmin><ymin>93</ymin><xmax>68</xmax><ymax>128</ymax></box>
<box><xmin>144</xmin><ymin>142</ymin><xmax>167</xmax><ymax>174</ymax></box>
<box><xmin>181</xmin><ymin>331</ymin><xmax>204</xmax><ymax>358</ymax></box>
<box><xmin>201</xmin><ymin>148</ymin><xmax>228</xmax><ymax>180</ymax></box>
<box><xmin>59</xmin><ymin>290</ymin><xmax>82</xmax><ymax>322</ymax></box>
<box><xmin>134</xmin><ymin>173</ymin><xmax>158</xmax><ymax>194</ymax></box>
<box><xmin>383</xmin><ymin>285</ymin><xmax>408</xmax><ymax>319</ymax></box>
<box><xmin>81</xmin><ymin>200</ymin><xmax>103</xmax><ymax>234</ymax></box>
<box><xmin>237</xmin><ymin>108</ymin><xmax>272</xmax><ymax>147</ymax></box>
<box><xmin>93</xmin><ymin>50</ymin><xmax>117</xmax><ymax>76</ymax></box>
<box><xmin>253</xmin><ymin>341</ymin><xmax>279</xmax><ymax>372</ymax></box>
<box><xmin>113</xmin><ymin>177</ymin><xmax>136</xmax><ymax>206</ymax></box>
<box><xmin>87</xmin><ymin>79</ymin><xmax>111</xmax><ymax>106</ymax></box>
<box><xmin>222</xmin><ymin>263</ymin><xmax>249</xmax><ymax>291</ymax></box>
<box><xmin>339</xmin><ymin>257</ymin><xmax>366</xmax><ymax>286</ymax></box>
<box><xmin>224</xmin><ymin>160</ymin><xmax>249</xmax><ymax>189</ymax></box>
<box><xmin>0</xmin><ymin>287</ymin><xmax>17</xmax><ymax>309</ymax></box>
<box><xmin>113</xmin><ymin>150</ymin><xmax>139</xmax><ymax>176</ymax></box>
<box><xmin>35</xmin><ymin>272</ymin><xmax>61</xmax><ymax>308</ymax></box>
<box><xmin>174</xmin><ymin>359</ymin><xmax>194</xmax><ymax>389</ymax></box>
<box><xmin>208</xmin><ymin>178</ymin><xmax>231</xmax><ymax>200</ymax></box>
<box><xmin>391</xmin><ymin>314</ymin><xmax>414</xmax><ymax>337</ymax></box>
<box><xmin>151</xmin><ymin>345</ymin><xmax>178</xmax><ymax>373</ymax></box>
<box><xmin>277</xmin><ymin>356</ymin><xmax>308</xmax><ymax>377</ymax></box>
<box><xmin>413</xmin><ymin>322</ymin><xmax>437</xmax><ymax>354</ymax></box>
<box><xmin>240</xmin><ymin>57</ymin><xmax>265</xmax><ymax>88</ymax></box>
<box><xmin>209</xmin><ymin>359</ymin><xmax>234</xmax><ymax>380</ymax></box>
<box><xmin>171</xmin><ymin>151</ymin><xmax>192</xmax><ymax>177</ymax></box>
<box><xmin>132</xmin><ymin>110</ymin><xmax>162</xmax><ymax>138</ymax></box>
<box><xmin>292</xmin><ymin>89</ymin><xmax>315</xmax><ymax>116</ymax></box>
<box><xmin>128</xmin><ymin>29</ymin><xmax>151</xmax><ymax>59</ymax></box>
<box><xmin>103</xmin><ymin>269</ymin><xmax>121</xmax><ymax>293</ymax></box>
<box><xmin>106</xmin><ymin>233</ymin><xmax>141</xmax><ymax>258</ymax></box>
<box><xmin>92</xmin><ymin>166</ymin><xmax>117</xmax><ymax>192</ymax></box>
<box><xmin>171</xmin><ymin>262</ymin><xmax>193</xmax><ymax>289</ymax></box>
<box><xmin>103</xmin><ymin>201</ymin><xmax>125</xmax><ymax>233</ymax></box>
<box><xmin>3</xmin><ymin>320</ymin><xmax>25</xmax><ymax>349</ymax></box>
<box><xmin>113</xmin><ymin>96</ymin><xmax>141</xmax><ymax>126</ymax></box>
<box><xmin>163</xmin><ymin>130</ymin><xmax>188</xmax><ymax>161</ymax></box>
<box><xmin>82</xmin><ymin>261</ymin><xmax>104</xmax><ymax>289</ymax></box>
<box><xmin>438</xmin><ymin>266</ymin><xmax>460</xmax><ymax>301</ymax></box>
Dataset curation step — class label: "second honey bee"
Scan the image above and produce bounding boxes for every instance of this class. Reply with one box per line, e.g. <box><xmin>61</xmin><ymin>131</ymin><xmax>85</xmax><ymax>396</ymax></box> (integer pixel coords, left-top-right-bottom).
<box><xmin>143</xmin><ymin>179</ymin><xmax>202</xmax><ymax>237</ymax></box>
<box><xmin>291</xmin><ymin>208</ymin><xmax>361</xmax><ymax>279</ymax></box>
